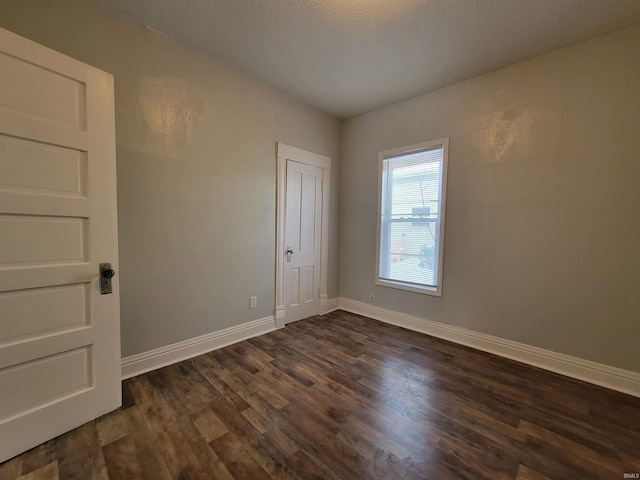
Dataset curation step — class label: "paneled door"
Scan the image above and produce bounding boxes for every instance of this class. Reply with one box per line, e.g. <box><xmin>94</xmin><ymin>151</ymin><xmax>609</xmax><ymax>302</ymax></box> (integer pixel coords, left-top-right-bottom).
<box><xmin>284</xmin><ymin>160</ymin><xmax>323</xmax><ymax>323</ymax></box>
<box><xmin>0</xmin><ymin>28</ymin><xmax>121</xmax><ymax>462</ymax></box>
<box><xmin>276</xmin><ymin>143</ymin><xmax>330</xmax><ymax>326</ymax></box>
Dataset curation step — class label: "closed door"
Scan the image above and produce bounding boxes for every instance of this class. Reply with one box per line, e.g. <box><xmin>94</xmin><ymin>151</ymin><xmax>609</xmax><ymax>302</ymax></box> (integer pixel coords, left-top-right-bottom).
<box><xmin>284</xmin><ymin>160</ymin><xmax>323</xmax><ymax>323</ymax></box>
<box><xmin>0</xmin><ymin>28</ymin><xmax>121</xmax><ymax>462</ymax></box>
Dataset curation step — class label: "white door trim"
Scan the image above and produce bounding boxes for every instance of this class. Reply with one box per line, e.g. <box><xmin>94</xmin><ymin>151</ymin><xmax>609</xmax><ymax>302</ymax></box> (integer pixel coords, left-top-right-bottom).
<box><xmin>275</xmin><ymin>143</ymin><xmax>331</xmax><ymax>328</ymax></box>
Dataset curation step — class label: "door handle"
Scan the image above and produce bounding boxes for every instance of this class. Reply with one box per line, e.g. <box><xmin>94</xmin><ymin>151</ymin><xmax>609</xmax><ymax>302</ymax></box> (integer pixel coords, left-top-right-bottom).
<box><xmin>100</xmin><ymin>263</ymin><xmax>115</xmax><ymax>294</ymax></box>
<box><xmin>286</xmin><ymin>247</ymin><xmax>294</xmax><ymax>262</ymax></box>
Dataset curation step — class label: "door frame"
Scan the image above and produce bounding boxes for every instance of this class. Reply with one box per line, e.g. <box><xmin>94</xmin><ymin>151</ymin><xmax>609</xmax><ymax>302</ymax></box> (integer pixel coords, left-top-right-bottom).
<box><xmin>275</xmin><ymin>143</ymin><xmax>331</xmax><ymax>328</ymax></box>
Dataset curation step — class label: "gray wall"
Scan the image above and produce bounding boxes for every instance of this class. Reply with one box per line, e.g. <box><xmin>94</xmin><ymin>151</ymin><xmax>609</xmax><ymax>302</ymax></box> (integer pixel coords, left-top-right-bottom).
<box><xmin>2</xmin><ymin>1</ymin><xmax>638</xmax><ymax>375</ymax></box>
<box><xmin>0</xmin><ymin>0</ymin><xmax>341</xmax><ymax>357</ymax></box>
<box><xmin>340</xmin><ymin>23</ymin><xmax>640</xmax><ymax>373</ymax></box>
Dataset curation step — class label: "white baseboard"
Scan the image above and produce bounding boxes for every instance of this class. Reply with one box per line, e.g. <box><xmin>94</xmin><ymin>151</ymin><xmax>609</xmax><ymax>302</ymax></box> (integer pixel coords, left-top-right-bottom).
<box><xmin>120</xmin><ymin>299</ymin><xmax>640</xmax><ymax>398</ymax></box>
<box><xmin>339</xmin><ymin>297</ymin><xmax>640</xmax><ymax>398</ymax></box>
<box><xmin>121</xmin><ymin>316</ymin><xmax>276</xmax><ymax>380</ymax></box>
<box><xmin>320</xmin><ymin>296</ymin><xmax>340</xmax><ymax>314</ymax></box>
<box><xmin>275</xmin><ymin>306</ymin><xmax>285</xmax><ymax>329</ymax></box>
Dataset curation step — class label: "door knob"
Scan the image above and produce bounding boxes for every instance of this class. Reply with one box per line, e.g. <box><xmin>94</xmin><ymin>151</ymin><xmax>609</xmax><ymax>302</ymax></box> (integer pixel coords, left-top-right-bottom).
<box><xmin>101</xmin><ymin>269</ymin><xmax>115</xmax><ymax>279</ymax></box>
<box><xmin>286</xmin><ymin>247</ymin><xmax>294</xmax><ymax>262</ymax></box>
<box><xmin>100</xmin><ymin>263</ymin><xmax>115</xmax><ymax>294</ymax></box>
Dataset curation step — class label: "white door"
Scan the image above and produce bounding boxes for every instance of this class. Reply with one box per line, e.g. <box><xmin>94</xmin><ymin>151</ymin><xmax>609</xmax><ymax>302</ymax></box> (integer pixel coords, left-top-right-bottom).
<box><xmin>284</xmin><ymin>160</ymin><xmax>323</xmax><ymax>323</ymax></box>
<box><xmin>0</xmin><ymin>28</ymin><xmax>121</xmax><ymax>462</ymax></box>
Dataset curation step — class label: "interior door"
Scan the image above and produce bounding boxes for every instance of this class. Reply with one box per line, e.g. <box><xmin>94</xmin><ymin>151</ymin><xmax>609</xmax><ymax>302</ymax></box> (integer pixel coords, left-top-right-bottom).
<box><xmin>0</xmin><ymin>28</ymin><xmax>121</xmax><ymax>462</ymax></box>
<box><xmin>284</xmin><ymin>160</ymin><xmax>323</xmax><ymax>323</ymax></box>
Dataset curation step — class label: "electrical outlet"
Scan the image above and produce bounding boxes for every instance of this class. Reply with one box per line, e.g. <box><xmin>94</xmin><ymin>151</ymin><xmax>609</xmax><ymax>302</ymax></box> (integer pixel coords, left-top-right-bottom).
<box><xmin>369</xmin><ymin>292</ymin><xmax>375</xmax><ymax>303</ymax></box>
<box><xmin>249</xmin><ymin>296</ymin><xmax>257</xmax><ymax>309</ymax></box>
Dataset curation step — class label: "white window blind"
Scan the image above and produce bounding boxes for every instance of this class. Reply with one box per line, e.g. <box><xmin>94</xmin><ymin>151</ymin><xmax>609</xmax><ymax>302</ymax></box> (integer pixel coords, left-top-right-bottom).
<box><xmin>377</xmin><ymin>139</ymin><xmax>448</xmax><ymax>295</ymax></box>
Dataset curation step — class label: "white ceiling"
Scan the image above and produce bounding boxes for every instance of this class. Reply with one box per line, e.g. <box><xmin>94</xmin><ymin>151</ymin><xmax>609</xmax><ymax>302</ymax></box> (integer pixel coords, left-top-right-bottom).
<box><xmin>92</xmin><ymin>0</ymin><xmax>640</xmax><ymax>119</ymax></box>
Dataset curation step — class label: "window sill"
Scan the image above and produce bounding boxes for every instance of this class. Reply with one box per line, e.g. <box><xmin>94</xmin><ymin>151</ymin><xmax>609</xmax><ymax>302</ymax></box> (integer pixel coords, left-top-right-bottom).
<box><xmin>375</xmin><ymin>278</ymin><xmax>442</xmax><ymax>297</ymax></box>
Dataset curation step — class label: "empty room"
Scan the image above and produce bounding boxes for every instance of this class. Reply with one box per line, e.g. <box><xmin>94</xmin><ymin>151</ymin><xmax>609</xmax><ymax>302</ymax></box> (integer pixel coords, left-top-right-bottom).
<box><xmin>1</xmin><ymin>0</ymin><xmax>639</xmax><ymax>478</ymax></box>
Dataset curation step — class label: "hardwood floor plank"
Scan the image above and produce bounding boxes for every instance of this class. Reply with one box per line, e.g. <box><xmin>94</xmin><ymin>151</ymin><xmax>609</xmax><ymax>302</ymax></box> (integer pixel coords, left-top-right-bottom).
<box><xmin>147</xmin><ymin>364</ymin><xmax>211</xmax><ymax>415</ymax></box>
<box><xmin>620</xmin><ymin>452</ymin><xmax>640</xmax><ymax>474</ymax></box>
<box><xmin>194</xmin><ymin>353</ymin><xmax>252</xmax><ymax>411</ymax></box>
<box><xmin>209</xmin><ymin>432</ymin><xmax>272</xmax><ymax>480</ymax></box>
<box><xmin>264</xmin><ymin>426</ymin><xmax>301</xmax><ymax>459</ymax></box>
<box><xmin>245</xmin><ymin>433</ymin><xmax>300</xmax><ymax>480</ymax></box>
<box><xmin>437</xmin><ymin>426</ymin><xmax>519</xmax><ymax>480</ymax></box>
<box><xmin>96</xmin><ymin>410</ymin><xmax>130</xmax><ymax>448</ymax></box>
<box><xmin>101</xmin><ymin>436</ymin><xmax>145</xmax><ymax>479</ymax></box>
<box><xmin>256</xmin><ymin>352</ymin><xmax>422</xmax><ymax>464</ymax></box>
<box><xmin>56</xmin><ymin>421</ymin><xmax>107</xmax><ymax>480</ymax></box>
<box><xmin>264</xmin><ymin>358</ymin><xmax>424</xmax><ymax>471</ymax></box>
<box><xmin>426</xmin><ymin>443</ymin><xmax>495</xmax><ymax>480</ymax></box>
<box><xmin>193</xmin><ymin>355</ymin><xmax>302</xmax><ymax>459</ymax></box>
<box><xmin>127</xmin><ymin>376</ymin><xmax>219</xmax><ymax>480</ymax></box>
<box><xmin>215</xmin><ymin>364</ymin><xmax>359</xmax><ymax>478</ymax></box>
<box><xmin>280</xmin><ymin>449</ymin><xmax>329</xmax><ymax>480</ymax></box>
<box><xmin>515</xmin><ymin>433</ymin><xmax>619</xmax><ymax>479</ymax></box>
<box><xmin>277</xmin><ymin>401</ymin><xmax>362</xmax><ymax>479</ymax></box>
<box><xmin>19</xmin><ymin>461</ymin><xmax>58</xmax><ymax>480</ymax></box>
<box><xmin>516</xmin><ymin>464</ymin><xmax>552</xmax><ymax>480</ymax></box>
<box><xmin>269</xmin><ymin>359</ymin><xmax>315</xmax><ymax>388</ymax></box>
<box><xmin>517</xmin><ymin>394</ymin><xmax>638</xmax><ymax>456</ymax></box>
<box><xmin>120</xmin><ymin>406</ymin><xmax>174</xmax><ymax>480</ymax></box>
<box><xmin>209</xmin><ymin>395</ymin><xmax>263</xmax><ymax>444</ymax></box>
<box><xmin>3</xmin><ymin>310</ymin><xmax>640</xmax><ymax>479</ymax></box>
<box><xmin>191</xmin><ymin>406</ymin><xmax>230</xmax><ymax>443</ymax></box>
<box><xmin>518</xmin><ymin>420</ymin><xmax>622</xmax><ymax>474</ymax></box>
<box><xmin>0</xmin><ymin>456</ymin><xmax>21</xmax><ymax>480</ymax></box>
<box><xmin>241</xmin><ymin>407</ymin><xmax>269</xmax><ymax>434</ymax></box>
<box><xmin>18</xmin><ymin>440</ymin><xmax>56</xmax><ymax>476</ymax></box>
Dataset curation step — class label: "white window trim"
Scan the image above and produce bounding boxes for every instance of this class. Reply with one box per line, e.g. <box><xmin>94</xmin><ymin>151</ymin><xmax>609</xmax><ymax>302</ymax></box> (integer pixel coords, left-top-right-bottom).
<box><xmin>375</xmin><ymin>137</ymin><xmax>449</xmax><ymax>297</ymax></box>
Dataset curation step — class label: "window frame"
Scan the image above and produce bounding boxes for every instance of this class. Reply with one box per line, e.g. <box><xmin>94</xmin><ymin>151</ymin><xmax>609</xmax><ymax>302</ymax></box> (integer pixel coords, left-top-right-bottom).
<box><xmin>375</xmin><ymin>137</ymin><xmax>449</xmax><ymax>297</ymax></box>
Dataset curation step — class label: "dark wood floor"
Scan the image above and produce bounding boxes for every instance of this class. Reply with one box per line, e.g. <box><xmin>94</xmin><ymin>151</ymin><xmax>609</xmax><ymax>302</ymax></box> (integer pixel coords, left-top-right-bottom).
<box><xmin>2</xmin><ymin>310</ymin><xmax>640</xmax><ymax>479</ymax></box>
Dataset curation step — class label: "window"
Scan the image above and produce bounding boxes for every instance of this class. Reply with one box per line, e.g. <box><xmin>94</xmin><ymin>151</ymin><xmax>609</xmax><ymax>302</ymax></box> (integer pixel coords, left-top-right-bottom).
<box><xmin>376</xmin><ymin>138</ymin><xmax>449</xmax><ymax>296</ymax></box>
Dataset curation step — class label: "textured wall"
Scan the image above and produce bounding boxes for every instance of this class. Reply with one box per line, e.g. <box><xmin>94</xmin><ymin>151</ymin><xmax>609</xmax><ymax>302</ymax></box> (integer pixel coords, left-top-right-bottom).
<box><xmin>340</xmin><ymin>24</ymin><xmax>640</xmax><ymax>372</ymax></box>
<box><xmin>0</xmin><ymin>0</ymin><xmax>341</xmax><ymax>357</ymax></box>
